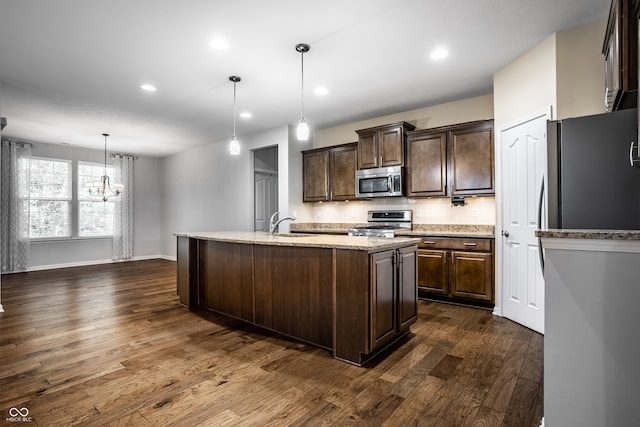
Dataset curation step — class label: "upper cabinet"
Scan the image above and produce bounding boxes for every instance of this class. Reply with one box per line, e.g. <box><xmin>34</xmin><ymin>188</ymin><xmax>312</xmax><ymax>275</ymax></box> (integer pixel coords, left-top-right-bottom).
<box><xmin>406</xmin><ymin>120</ymin><xmax>495</xmax><ymax>197</ymax></box>
<box><xmin>603</xmin><ymin>0</ymin><xmax>638</xmax><ymax>112</ymax></box>
<box><xmin>303</xmin><ymin>142</ymin><xmax>358</xmax><ymax>202</ymax></box>
<box><xmin>356</xmin><ymin>122</ymin><xmax>415</xmax><ymax>169</ymax></box>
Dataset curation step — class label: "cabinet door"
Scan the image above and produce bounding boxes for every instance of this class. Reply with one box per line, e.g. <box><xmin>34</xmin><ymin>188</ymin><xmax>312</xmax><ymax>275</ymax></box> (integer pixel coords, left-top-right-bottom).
<box><xmin>198</xmin><ymin>240</ymin><xmax>254</xmax><ymax>321</ymax></box>
<box><xmin>417</xmin><ymin>249</ymin><xmax>448</xmax><ymax>295</ymax></box>
<box><xmin>397</xmin><ymin>246</ymin><xmax>418</xmax><ymax>331</ymax></box>
<box><xmin>450</xmin><ymin>251</ymin><xmax>493</xmax><ymax>302</ymax></box>
<box><xmin>330</xmin><ymin>144</ymin><xmax>357</xmax><ymax>200</ymax></box>
<box><xmin>357</xmin><ymin>131</ymin><xmax>378</xmax><ymax>169</ymax></box>
<box><xmin>303</xmin><ymin>149</ymin><xmax>330</xmax><ymax>202</ymax></box>
<box><xmin>379</xmin><ymin>126</ymin><xmax>404</xmax><ymax>167</ymax></box>
<box><xmin>449</xmin><ymin>123</ymin><xmax>495</xmax><ymax>195</ymax></box>
<box><xmin>254</xmin><ymin>245</ymin><xmax>334</xmax><ymax>348</ymax></box>
<box><xmin>406</xmin><ymin>132</ymin><xmax>447</xmax><ymax>197</ymax></box>
<box><xmin>370</xmin><ymin>250</ymin><xmax>396</xmax><ymax>350</ymax></box>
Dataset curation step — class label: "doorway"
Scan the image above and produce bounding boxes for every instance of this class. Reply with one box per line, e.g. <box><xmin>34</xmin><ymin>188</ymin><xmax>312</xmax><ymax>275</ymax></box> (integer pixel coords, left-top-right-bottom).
<box><xmin>498</xmin><ymin>109</ymin><xmax>548</xmax><ymax>334</ymax></box>
<box><xmin>253</xmin><ymin>146</ymin><xmax>278</xmax><ymax>232</ymax></box>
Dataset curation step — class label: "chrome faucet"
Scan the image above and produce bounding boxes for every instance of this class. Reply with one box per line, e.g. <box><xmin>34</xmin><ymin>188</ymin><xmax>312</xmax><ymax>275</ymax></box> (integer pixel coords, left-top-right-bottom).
<box><xmin>269</xmin><ymin>211</ymin><xmax>296</xmax><ymax>234</ymax></box>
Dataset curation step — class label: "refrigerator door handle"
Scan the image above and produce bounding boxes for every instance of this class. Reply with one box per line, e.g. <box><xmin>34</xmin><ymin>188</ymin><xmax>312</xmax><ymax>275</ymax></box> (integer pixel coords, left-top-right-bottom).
<box><xmin>629</xmin><ymin>141</ymin><xmax>640</xmax><ymax>167</ymax></box>
<box><xmin>537</xmin><ymin>178</ymin><xmax>545</xmax><ymax>275</ymax></box>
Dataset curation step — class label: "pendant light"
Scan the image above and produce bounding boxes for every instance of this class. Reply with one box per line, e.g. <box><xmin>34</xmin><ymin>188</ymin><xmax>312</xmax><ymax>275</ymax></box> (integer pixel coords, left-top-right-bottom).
<box><xmin>86</xmin><ymin>133</ymin><xmax>123</xmax><ymax>201</ymax></box>
<box><xmin>295</xmin><ymin>43</ymin><xmax>310</xmax><ymax>141</ymax></box>
<box><xmin>229</xmin><ymin>75</ymin><xmax>241</xmax><ymax>155</ymax></box>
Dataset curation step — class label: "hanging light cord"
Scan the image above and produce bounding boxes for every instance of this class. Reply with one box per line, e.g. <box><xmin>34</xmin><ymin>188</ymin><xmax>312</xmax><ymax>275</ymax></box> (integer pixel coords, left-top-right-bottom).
<box><xmin>232</xmin><ymin>80</ymin><xmax>237</xmax><ymax>138</ymax></box>
<box><xmin>102</xmin><ymin>133</ymin><xmax>109</xmax><ymax>175</ymax></box>
<box><xmin>300</xmin><ymin>49</ymin><xmax>305</xmax><ymax>119</ymax></box>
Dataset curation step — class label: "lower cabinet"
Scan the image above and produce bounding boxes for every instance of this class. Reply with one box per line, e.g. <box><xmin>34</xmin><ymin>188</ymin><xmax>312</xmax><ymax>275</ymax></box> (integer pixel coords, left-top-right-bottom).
<box><xmin>418</xmin><ymin>237</ymin><xmax>494</xmax><ymax>306</ymax></box>
<box><xmin>336</xmin><ymin>246</ymin><xmax>417</xmax><ymax>364</ymax></box>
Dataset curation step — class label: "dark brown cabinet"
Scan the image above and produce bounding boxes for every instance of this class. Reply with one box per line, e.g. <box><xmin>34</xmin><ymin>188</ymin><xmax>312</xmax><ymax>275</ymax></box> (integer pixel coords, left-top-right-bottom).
<box><xmin>604</xmin><ymin>0</ymin><xmax>638</xmax><ymax>112</ymax></box>
<box><xmin>370</xmin><ymin>246</ymin><xmax>418</xmax><ymax>351</ymax></box>
<box><xmin>356</xmin><ymin>122</ymin><xmax>415</xmax><ymax>169</ymax></box>
<box><xmin>197</xmin><ymin>240</ymin><xmax>254</xmax><ymax>322</ymax></box>
<box><xmin>303</xmin><ymin>142</ymin><xmax>357</xmax><ymax>202</ymax></box>
<box><xmin>417</xmin><ymin>237</ymin><xmax>494</xmax><ymax>306</ymax></box>
<box><xmin>406</xmin><ymin>120</ymin><xmax>494</xmax><ymax>197</ymax></box>
<box><xmin>177</xmin><ymin>235</ymin><xmax>418</xmax><ymax>366</ymax></box>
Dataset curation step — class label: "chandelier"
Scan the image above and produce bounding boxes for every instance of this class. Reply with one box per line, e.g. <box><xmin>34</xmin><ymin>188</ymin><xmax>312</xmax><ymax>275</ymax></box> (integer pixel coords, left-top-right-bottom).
<box><xmin>86</xmin><ymin>133</ymin><xmax>123</xmax><ymax>201</ymax></box>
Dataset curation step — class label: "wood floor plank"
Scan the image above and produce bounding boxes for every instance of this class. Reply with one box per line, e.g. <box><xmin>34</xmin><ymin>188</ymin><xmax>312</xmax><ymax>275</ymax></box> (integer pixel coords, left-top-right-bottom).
<box><xmin>0</xmin><ymin>259</ymin><xmax>543</xmax><ymax>426</ymax></box>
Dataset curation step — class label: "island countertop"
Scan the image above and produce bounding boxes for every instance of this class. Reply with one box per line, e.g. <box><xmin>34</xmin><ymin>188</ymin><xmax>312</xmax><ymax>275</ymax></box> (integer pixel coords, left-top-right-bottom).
<box><xmin>175</xmin><ymin>231</ymin><xmax>421</xmax><ymax>251</ymax></box>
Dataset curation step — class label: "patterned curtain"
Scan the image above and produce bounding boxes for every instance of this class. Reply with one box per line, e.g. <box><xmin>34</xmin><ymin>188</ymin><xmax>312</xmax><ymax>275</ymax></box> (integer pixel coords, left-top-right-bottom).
<box><xmin>111</xmin><ymin>154</ymin><xmax>134</xmax><ymax>260</ymax></box>
<box><xmin>1</xmin><ymin>141</ymin><xmax>31</xmax><ymax>272</ymax></box>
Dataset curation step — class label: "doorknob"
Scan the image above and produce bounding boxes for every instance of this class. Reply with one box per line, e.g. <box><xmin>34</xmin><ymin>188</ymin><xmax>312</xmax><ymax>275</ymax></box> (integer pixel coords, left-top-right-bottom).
<box><xmin>502</xmin><ymin>230</ymin><xmax>510</xmax><ymax>237</ymax></box>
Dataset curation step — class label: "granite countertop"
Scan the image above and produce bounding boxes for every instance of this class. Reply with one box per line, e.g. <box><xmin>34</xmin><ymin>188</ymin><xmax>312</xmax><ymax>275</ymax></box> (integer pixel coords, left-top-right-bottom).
<box><xmin>535</xmin><ymin>229</ymin><xmax>640</xmax><ymax>240</ymax></box>
<box><xmin>176</xmin><ymin>231</ymin><xmax>421</xmax><ymax>251</ymax></box>
<box><xmin>291</xmin><ymin>223</ymin><xmax>495</xmax><ymax>238</ymax></box>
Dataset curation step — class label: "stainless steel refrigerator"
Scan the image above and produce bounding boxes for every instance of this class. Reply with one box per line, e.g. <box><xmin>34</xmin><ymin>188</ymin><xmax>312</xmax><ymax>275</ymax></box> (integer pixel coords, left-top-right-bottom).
<box><xmin>546</xmin><ymin>108</ymin><xmax>640</xmax><ymax>230</ymax></box>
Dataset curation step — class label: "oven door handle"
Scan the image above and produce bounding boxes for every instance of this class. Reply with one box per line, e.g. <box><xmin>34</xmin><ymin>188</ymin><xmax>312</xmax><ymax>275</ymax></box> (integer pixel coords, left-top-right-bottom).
<box><xmin>387</xmin><ymin>176</ymin><xmax>392</xmax><ymax>193</ymax></box>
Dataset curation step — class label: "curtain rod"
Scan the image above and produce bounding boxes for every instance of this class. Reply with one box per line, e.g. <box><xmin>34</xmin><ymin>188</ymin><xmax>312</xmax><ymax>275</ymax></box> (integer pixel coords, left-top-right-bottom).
<box><xmin>110</xmin><ymin>153</ymin><xmax>138</xmax><ymax>160</ymax></box>
<box><xmin>1</xmin><ymin>140</ymin><xmax>33</xmax><ymax>147</ymax></box>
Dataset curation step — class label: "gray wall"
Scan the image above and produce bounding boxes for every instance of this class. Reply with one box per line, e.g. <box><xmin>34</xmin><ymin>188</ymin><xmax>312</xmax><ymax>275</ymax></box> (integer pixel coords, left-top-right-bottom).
<box><xmin>161</xmin><ymin>125</ymin><xmax>312</xmax><ymax>258</ymax></box>
<box><xmin>19</xmin><ymin>141</ymin><xmax>163</xmax><ymax>268</ymax></box>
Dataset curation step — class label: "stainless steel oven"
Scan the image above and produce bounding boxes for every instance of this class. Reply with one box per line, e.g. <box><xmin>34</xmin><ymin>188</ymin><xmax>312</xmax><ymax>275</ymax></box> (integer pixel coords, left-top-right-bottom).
<box><xmin>355</xmin><ymin>166</ymin><xmax>403</xmax><ymax>198</ymax></box>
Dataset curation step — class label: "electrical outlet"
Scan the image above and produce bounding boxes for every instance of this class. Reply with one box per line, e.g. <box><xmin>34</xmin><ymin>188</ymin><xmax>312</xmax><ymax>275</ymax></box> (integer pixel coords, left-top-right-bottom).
<box><xmin>416</xmin><ymin>209</ymin><xmax>422</xmax><ymax>218</ymax></box>
<box><xmin>351</xmin><ymin>208</ymin><xmax>357</xmax><ymax>218</ymax></box>
<box><xmin>471</xmin><ymin>208</ymin><xmax>479</xmax><ymax>218</ymax></box>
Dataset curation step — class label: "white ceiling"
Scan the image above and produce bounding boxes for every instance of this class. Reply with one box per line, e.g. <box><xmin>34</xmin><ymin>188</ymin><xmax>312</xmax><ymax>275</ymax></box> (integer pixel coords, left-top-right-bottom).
<box><xmin>0</xmin><ymin>0</ymin><xmax>609</xmax><ymax>157</ymax></box>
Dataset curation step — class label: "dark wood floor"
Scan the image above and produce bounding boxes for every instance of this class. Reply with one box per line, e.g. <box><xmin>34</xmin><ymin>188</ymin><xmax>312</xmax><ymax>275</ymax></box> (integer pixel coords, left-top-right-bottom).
<box><xmin>0</xmin><ymin>259</ymin><xmax>543</xmax><ymax>426</ymax></box>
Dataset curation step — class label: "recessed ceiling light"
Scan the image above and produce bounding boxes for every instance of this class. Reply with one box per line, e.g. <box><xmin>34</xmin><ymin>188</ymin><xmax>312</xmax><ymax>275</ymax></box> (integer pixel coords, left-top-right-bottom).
<box><xmin>430</xmin><ymin>47</ymin><xmax>449</xmax><ymax>60</ymax></box>
<box><xmin>240</xmin><ymin>112</ymin><xmax>252</xmax><ymax>119</ymax></box>
<box><xmin>210</xmin><ymin>38</ymin><xmax>229</xmax><ymax>50</ymax></box>
<box><xmin>141</xmin><ymin>84</ymin><xmax>157</xmax><ymax>92</ymax></box>
<box><xmin>314</xmin><ymin>86</ymin><xmax>328</xmax><ymax>96</ymax></box>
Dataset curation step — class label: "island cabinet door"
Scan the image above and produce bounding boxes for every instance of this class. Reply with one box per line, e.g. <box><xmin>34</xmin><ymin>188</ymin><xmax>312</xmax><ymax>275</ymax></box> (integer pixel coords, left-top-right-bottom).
<box><xmin>397</xmin><ymin>246</ymin><xmax>418</xmax><ymax>331</ymax></box>
<box><xmin>253</xmin><ymin>245</ymin><xmax>334</xmax><ymax>349</ymax></box>
<box><xmin>370</xmin><ymin>250</ymin><xmax>397</xmax><ymax>350</ymax></box>
<box><xmin>198</xmin><ymin>241</ymin><xmax>254</xmax><ymax>322</ymax></box>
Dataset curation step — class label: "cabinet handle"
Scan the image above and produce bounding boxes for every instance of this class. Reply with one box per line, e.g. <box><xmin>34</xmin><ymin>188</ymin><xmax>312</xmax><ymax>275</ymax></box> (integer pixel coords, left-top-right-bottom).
<box><xmin>463</xmin><ymin>242</ymin><xmax>477</xmax><ymax>246</ymax></box>
<box><xmin>423</xmin><ymin>240</ymin><xmax>436</xmax><ymax>244</ymax></box>
<box><xmin>451</xmin><ymin>253</ymin><xmax>454</xmax><ymax>265</ymax></box>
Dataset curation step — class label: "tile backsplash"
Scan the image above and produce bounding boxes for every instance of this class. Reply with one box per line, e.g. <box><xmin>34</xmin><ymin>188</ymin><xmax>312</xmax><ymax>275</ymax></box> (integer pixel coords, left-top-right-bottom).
<box><xmin>310</xmin><ymin>196</ymin><xmax>495</xmax><ymax>225</ymax></box>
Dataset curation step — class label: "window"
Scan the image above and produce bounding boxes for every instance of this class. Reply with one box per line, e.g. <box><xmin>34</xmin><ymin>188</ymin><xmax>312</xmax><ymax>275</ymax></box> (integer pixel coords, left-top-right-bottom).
<box><xmin>78</xmin><ymin>162</ymin><xmax>115</xmax><ymax>237</ymax></box>
<box><xmin>29</xmin><ymin>158</ymin><xmax>71</xmax><ymax>238</ymax></box>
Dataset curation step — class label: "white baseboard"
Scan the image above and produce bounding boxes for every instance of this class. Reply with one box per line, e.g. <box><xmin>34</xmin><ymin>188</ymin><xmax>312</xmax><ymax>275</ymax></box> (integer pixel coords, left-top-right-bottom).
<box><xmin>14</xmin><ymin>255</ymin><xmax>173</xmax><ymax>273</ymax></box>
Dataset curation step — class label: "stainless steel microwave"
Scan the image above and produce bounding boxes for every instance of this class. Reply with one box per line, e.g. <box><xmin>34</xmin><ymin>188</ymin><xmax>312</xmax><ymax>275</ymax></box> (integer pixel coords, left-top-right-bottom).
<box><xmin>355</xmin><ymin>166</ymin><xmax>404</xmax><ymax>198</ymax></box>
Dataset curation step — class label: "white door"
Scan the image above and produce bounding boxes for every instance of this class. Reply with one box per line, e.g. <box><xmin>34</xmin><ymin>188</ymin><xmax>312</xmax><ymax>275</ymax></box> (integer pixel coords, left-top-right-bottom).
<box><xmin>254</xmin><ymin>172</ymin><xmax>278</xmax><ymax>232</ymax></box>
<box><xmin>499</xmin><ymin>110</ymin><xmax>548</xmax><ymax>334</ymax></box>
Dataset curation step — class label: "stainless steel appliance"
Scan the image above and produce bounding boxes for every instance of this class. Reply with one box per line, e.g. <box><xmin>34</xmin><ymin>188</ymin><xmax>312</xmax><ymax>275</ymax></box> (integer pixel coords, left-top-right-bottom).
<box><xmin>546</xmin><ymin>108</ymin><xmax>640</xmax><ymax>230</ymax></box>
<box><xmin>348</xmin><ymin>210</ymin><xmax>412</xmax><ymax>238</ymax></box>
<box><xmin>355</xmin><ymin>166</ymin><xmax>403</xmax><ymax>198</ymax></box>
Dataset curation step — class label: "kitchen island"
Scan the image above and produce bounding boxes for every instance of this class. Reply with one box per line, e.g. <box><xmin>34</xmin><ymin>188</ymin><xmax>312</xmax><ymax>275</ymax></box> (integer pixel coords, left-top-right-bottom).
<box><xmin>176</xmin><ymin>232</ymin><xmax>421</xmax><ymax>365</ymax></box>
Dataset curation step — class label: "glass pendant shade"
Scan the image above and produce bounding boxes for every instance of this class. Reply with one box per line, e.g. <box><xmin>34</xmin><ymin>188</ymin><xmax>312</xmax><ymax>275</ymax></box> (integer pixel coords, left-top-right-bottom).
<box><xmin>229</xmin><ymin>135</ymin><xmax>240</xmax><ymax>155</ymax></box>
<box><xmin>296</xmin><ymin>117</ymin><xmax>309</xmax><ymax>141</ymax></box>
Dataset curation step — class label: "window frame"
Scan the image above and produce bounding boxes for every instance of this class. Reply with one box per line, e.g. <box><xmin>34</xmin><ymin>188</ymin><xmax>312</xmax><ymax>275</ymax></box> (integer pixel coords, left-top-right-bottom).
<box><xmin>77</xmin><ymin>160</ymin><xmax>116</xmax><ymax>238</ymax></box>
<box><xmin>28</xmin><ymin>157</ymin><xmax>116</xmax><ymax>241</ymax></box>
<box><xmin>28</xmin><ymin>157</ymin><xmax>73</xmax><ymax>240</ymax></box>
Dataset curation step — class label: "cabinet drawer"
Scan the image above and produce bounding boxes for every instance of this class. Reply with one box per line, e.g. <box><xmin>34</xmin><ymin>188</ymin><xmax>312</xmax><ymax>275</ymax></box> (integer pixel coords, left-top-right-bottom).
<box><xmin>418</xmin><ymin>237</ymin><xmax>492</xmax><ymax>251</ymax></box>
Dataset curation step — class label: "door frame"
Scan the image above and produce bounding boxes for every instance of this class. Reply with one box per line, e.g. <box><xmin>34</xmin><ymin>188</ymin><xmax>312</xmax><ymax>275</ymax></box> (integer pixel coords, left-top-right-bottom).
<box><xmin>494</xmin><ymin>107</ymin><xmax>551</xmax><ymax>319</ymax></box>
